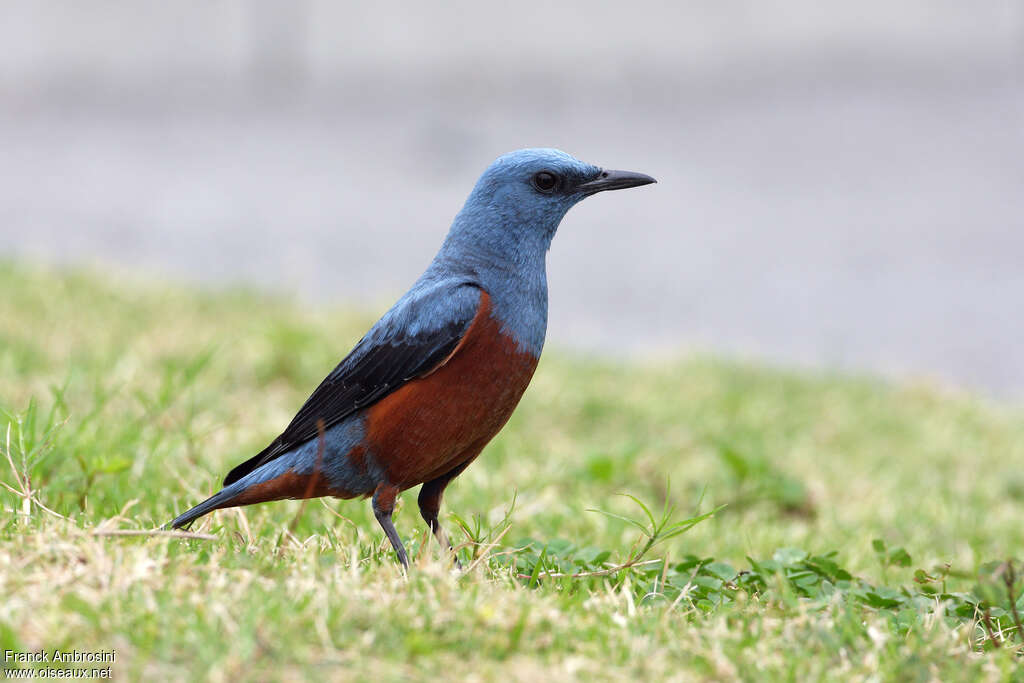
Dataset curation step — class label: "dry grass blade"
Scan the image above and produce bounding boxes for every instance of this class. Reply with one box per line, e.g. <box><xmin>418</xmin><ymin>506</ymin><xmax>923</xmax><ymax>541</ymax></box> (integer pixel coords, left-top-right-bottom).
<box><xmin>26</xmin><ymin>496</ymin><xmax>69</xmax><ymax>520</ymax></box>
<box><xmin>515</xmin><ymin>558</ymin><xmax>663</xmax><ymax>580</ymax></box>
<box><xmin>235</xmin><ymin>507</ymin><xmax>254</xmax><ymax>545</ymax></box>
<box><xmin>92</xmin><ymin>529</ymin><xmax>217</xmax><ymax>541</ymax></box>
<box><xmin>465</xmin><ymin>522</ymin><xmax>514</xmax><ymax>573</ymax></box>
<box><xmin>3</xmin><ymin>422</ymin><xmax>24</xmax><ymax>491</ymax></box>
<box><xmin>2</xmin><ymin>421</ymin><xmax>32</xmax><ymax>518</ymax></box>
<box><xmin>981</xmin><ymin>608</ymin><xmax>1002</xmax><ymax>648</ymax></box>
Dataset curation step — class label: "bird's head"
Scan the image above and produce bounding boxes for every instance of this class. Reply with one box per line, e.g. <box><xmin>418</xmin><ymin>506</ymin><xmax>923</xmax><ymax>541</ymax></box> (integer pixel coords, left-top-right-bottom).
<box><xmin>445</xmin><ymin>148</ymin><xmax>655</xmax><ymax>262</ymax></box>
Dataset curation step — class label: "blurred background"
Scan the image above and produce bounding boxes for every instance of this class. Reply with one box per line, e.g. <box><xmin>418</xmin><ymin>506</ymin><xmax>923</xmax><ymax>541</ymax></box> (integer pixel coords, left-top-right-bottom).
<box><xmin>1</xmin><ymin>1</ymin><xmax>1021</xmax><ymax>397</ymax></box>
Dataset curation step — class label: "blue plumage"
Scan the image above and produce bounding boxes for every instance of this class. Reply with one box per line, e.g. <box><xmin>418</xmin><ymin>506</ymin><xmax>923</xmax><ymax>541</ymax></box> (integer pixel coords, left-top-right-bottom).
<box><xmin>436</xmin><ymin>149</ymin><xmax>604</xmax><ymax>355</ymax></box>
<box><xmin>170</xmin><ymin>149</ymin><xmax>655</xmax><ymax>566</ymax></box>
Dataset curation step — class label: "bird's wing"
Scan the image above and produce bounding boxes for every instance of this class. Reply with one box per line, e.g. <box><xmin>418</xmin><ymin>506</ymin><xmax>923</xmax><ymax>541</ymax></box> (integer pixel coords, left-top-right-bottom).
<box><xmin>222</xmin><ymin>282</ymin><xmax>484</xmax><ymax>486</ymax></box>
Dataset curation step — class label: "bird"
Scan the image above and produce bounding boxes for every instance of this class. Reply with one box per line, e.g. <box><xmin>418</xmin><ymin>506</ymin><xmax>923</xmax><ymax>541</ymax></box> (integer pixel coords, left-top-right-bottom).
<box><xmin>170</xmin><ymin>148</ymin><xmax>655</xmax><ymax>567</ymax></box>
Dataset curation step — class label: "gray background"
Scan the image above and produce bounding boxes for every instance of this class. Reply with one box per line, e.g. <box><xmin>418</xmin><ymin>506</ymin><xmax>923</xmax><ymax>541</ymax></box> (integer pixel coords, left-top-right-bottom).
<box><xmin>2</xmin><ymin>1</ymin><xmax>1022</xmax><ymax>396</ymax></box>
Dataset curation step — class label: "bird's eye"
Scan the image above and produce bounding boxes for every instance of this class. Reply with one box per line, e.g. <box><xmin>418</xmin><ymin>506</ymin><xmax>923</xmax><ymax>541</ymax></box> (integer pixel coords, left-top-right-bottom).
<box><xmin>532</xmin><ymin>171</ymin><xmax>559</xmax><ymax>193</ymax></box>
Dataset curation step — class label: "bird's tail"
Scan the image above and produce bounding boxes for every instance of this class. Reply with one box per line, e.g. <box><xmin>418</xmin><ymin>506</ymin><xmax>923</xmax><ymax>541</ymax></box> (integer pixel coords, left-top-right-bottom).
<box><xmin>169</xmin><ymin>485</ymin><xmax>244</xmax><ymax>529</ymax></box>
<box><xmin>168</xmin><ymin>455</ymin><xmax>315</xmax><ymax>529</ymax></box>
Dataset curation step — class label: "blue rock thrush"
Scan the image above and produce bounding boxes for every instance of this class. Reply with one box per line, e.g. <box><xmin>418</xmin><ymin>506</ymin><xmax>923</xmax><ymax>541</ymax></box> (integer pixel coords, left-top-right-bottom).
<box><xmin>170</xmin><ymin>148</ymin><xmax>655</xmax><ymax>567</ymax></box>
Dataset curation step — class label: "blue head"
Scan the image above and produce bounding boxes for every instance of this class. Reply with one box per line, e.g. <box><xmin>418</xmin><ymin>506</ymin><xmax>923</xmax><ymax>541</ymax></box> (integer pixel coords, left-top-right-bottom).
<box><xmin>440</xmin><ymin>148</ymin><xmax>655</xmax><ymax>265</ymax></box>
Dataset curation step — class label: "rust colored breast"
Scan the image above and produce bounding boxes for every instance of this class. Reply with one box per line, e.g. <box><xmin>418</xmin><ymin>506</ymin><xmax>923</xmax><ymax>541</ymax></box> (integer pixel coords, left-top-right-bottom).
<box><xmin>364</xmin><ymin>291</ymin><xmax>539</xmax><ymax>489</ymax></box>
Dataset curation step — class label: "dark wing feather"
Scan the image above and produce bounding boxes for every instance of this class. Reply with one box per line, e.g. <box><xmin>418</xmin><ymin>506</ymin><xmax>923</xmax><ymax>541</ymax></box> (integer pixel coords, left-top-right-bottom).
<box><xmin>223</xmin><ymin>284</ymin><xmax>482</xmax><ymax>486</ymax></box>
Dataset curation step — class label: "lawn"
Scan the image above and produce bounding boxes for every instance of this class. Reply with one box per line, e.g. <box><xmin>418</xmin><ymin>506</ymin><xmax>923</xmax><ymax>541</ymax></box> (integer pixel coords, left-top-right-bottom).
<box><xmin>1</xmin><ymin>262</ymin><xmax>1023</xmax><ymax>681</ymax></box>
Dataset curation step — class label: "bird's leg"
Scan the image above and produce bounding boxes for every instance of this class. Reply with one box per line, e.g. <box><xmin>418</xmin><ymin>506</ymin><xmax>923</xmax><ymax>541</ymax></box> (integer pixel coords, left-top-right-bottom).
<box><xmin>418</xmin><ymin>463</ymin><xmax>470</xmax><ymax>569</ymax></box>
<box><xmin>372</xmin><ymin>483</ymin><xmax>408</xmax><ymax>568</ymax></box>
<box><xmin>418</xmin><ymin>483</ymin><xmax>457</xmax><ymax>567</ymax></box>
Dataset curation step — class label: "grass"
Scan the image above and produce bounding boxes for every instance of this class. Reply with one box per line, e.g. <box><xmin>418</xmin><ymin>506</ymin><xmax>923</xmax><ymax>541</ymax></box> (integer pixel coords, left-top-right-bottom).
<box><xmin>2</xmin><ymin>261</ymin><xmax>1024</xmax><ymax>681</ymax></box>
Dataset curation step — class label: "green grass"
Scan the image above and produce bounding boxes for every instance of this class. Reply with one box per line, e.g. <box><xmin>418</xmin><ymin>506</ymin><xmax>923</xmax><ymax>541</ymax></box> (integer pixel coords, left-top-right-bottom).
<box><xmin>2</xmin><ymin>261</ymin><xmax>1023</xmax><ymax>681</ymax></box>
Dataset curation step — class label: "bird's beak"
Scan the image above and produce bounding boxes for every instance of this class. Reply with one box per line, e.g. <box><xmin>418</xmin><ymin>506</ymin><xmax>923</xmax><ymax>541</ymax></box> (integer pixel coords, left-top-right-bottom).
<box><xmin>576</xmin><ymin>169</ymin><xmax>657</xmax><ymax>196</ymax></box>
